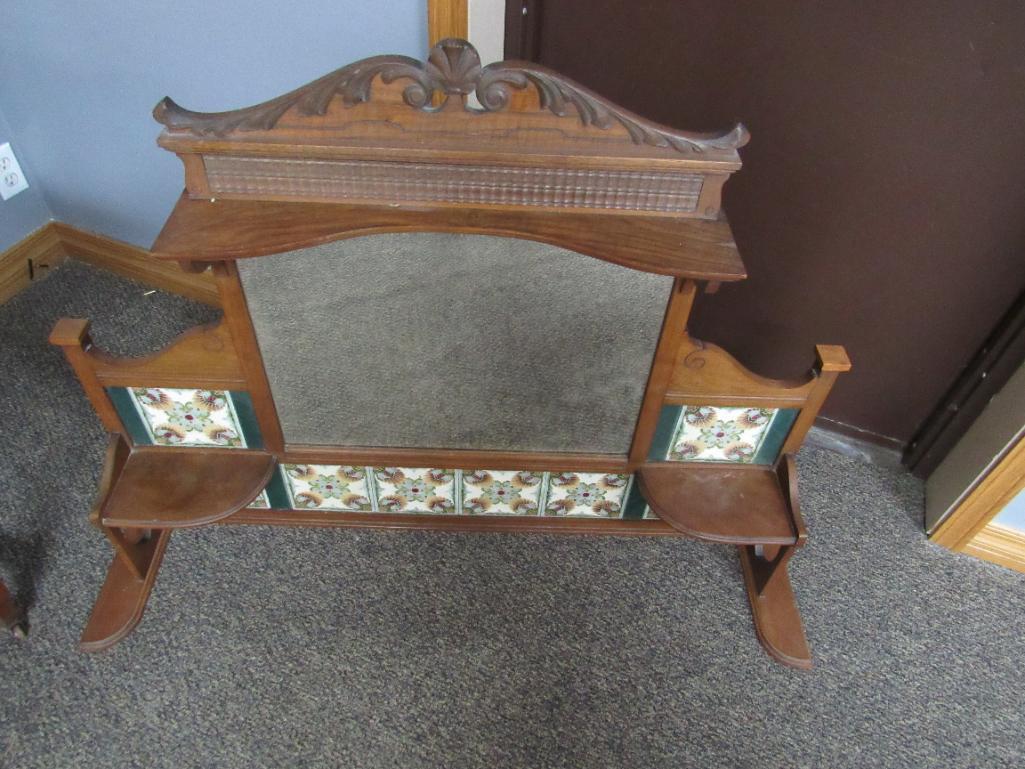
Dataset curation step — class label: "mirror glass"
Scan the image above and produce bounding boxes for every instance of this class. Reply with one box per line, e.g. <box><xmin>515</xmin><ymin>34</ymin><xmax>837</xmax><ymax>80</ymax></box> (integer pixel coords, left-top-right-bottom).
<box><xmin>238</xmin><ymin>233</ymin><xmax>673</xmax><ymax>454</ymax></box>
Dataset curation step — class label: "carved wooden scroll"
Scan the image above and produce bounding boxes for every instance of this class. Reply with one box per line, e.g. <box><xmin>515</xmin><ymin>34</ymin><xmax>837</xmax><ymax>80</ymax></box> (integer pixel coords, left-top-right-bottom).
<box><xmin>155</xmin><ymin>39</ymin><xmax>748</xmax><ymax>218</ymax></box>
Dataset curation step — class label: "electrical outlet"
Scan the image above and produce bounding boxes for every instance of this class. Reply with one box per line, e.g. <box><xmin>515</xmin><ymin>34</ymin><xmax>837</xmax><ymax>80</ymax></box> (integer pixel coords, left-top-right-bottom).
<box><xmin>0</xmin><ymin>142</ymin><xmax>29</xmax><ymax>201</ymax></box>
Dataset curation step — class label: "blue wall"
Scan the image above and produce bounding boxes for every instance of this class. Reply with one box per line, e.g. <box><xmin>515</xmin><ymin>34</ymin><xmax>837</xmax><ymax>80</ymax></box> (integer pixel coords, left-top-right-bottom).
<box><xmin>0</xmin><ymin>1</ymin><xmax>426</xmax><ymax>248</ymax></box>
<box><xmin>0</xmin><ymin>105</ymin><xmax>53</xmax><ymax>251</ymax></box>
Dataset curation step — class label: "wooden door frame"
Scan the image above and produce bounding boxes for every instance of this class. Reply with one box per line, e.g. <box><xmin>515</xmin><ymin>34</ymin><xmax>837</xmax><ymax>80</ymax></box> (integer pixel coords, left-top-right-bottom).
<box><xmin>929</xmin><ymin>431</ymin><xmax>1025</xmax><ymax>550</ymax></box>
<box><xmin>428</xmin><ymin>0</ymin><xmax>468</xmax><ymax>45</ymax></box>
<box><xmin>906</xmin><ymin>289</ymin><xmax>1025</xmax><ymax>479</ymax></box>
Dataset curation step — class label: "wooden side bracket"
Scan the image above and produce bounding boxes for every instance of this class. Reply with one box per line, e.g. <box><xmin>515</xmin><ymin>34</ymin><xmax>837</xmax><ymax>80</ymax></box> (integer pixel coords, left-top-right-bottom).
<box><xmin>738</xmin><ymin>543</ymin><xmax>812</xmax><ymax>669</ymax></box>
<box><xmin>80</xmin><ymin>529</ymin><xmax>171</xmax><ymax>652</ymax></box>
<box><xmin>51</xmin><ymin>317</ymin><xmax>247</xmax><ymax>390</ymax></box>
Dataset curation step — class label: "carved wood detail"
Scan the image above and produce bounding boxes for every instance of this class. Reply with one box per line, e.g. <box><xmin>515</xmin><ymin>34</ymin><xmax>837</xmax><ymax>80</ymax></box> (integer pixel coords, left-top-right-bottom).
<box><xmin>665</xmin><ymin>334</ymin><xmax>817</xmax><ymax>406</ymax></box>
<box><xmin>153</xmin><ymin>39</ymin><xmax>747</xmax><ymax>216</ymax></box>
<box><xmin>154</xmin><ymin>39</ymin><xmax>747</xmax><ymax>155</ymax></box>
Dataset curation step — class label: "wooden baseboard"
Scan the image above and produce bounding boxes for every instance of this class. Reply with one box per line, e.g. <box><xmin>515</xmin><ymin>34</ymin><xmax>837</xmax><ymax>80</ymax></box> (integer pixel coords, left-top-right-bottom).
<box><xmin>0</xmin><ymin>224</ymin><xmax>66</xmax><ymax>304</ymax></box>
<box><xmin>0</xmin><ymin>222</ymin><xmax>220</xmax><ymax>307</ymax></box>
<box><xmin>962</xmin><ymin>522</ymin><xmax>1025</xmax><ymax>574</ymax></box>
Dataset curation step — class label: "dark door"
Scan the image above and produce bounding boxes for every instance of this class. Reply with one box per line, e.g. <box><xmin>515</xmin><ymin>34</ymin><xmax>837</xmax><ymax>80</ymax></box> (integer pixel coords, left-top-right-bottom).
<box><xmin>508</xmin><ymin>0</ymin><xmax>1025</xmax><ymax>450</ymax></box>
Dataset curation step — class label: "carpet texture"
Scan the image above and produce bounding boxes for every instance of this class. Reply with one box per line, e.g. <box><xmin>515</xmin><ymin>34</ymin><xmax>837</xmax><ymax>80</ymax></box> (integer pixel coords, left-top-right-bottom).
<box><xmin>1</xmin><ymin>261</ymin><xmax>1023</xmax><ymax>769</ymax></box>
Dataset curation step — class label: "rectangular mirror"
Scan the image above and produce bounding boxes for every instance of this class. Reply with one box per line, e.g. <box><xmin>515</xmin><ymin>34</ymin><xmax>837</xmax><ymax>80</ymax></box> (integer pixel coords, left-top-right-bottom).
<box><xmin>238</xmin><ymin>233</ymin><xmax>673</xmax><ymax>454</ymax></box>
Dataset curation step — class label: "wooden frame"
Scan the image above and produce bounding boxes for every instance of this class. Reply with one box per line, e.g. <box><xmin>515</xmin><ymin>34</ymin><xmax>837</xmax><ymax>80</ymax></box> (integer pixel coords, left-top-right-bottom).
<box><xmin>961</xmin><ymin>522</ymin><xmax>1025</xmax><ymax>574</ymax></box>
<box><xmin>51</xmin><ymin>40</ymin><xmax>849</xmax><ymax>667</ymax></box>
<box><xmin>929</xmin><ymin>432</ymin><xmax>1025</xmax><ymax>551</ymax></box>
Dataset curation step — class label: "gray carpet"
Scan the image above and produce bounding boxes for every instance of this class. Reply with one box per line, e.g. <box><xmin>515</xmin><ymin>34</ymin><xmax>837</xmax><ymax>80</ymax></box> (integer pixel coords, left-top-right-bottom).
<box><xmin>1</xmin><ymin>261</ymin><xmax>1023</xmax><ymax>769</ymax></box>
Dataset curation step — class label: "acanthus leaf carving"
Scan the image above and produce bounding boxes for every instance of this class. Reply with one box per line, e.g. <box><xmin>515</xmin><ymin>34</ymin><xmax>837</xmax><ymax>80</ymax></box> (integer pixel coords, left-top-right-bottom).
<box><xmin>154</xmin><ymin>38</ymin><xmax>748</xmax><ymax>154</ymax></box>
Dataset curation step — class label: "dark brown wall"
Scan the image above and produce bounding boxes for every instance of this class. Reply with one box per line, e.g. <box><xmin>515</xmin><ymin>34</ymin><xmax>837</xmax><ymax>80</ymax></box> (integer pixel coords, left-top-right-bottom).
<box><xmin>525</xmin><ymin>0</ymin><xmax>1025</xmax><ymax>445</ymax></box>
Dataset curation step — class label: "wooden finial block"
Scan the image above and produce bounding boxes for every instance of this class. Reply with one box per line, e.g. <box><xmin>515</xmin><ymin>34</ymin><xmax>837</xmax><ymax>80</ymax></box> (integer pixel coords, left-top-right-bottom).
<box><xmin>815</xmin><ymin>344</ymin><xmax>852</xmax><ymax>373</ymax></box>
<box><xmin>49</xmin><ymin>317</ymin><xmax>91</xmax><ymax>347</ymax></box>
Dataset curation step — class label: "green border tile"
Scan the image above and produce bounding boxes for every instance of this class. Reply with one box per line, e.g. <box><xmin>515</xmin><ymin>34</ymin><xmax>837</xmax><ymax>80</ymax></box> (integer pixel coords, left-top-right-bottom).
<box><xmin>753</xmin><ymin>408</ymin><xmax>798</xmax><ymax>465</ymax></box>
<box><xmin>621</xmin><ymin>475</ymin><xmax>648</xmax><ymax>519</ymax></box>
<box><xmin>264</xmin><ymin>465</ymin><xmax>292</xmax><ymax>509</ymax></box>
<box><xmin>230</xmin><ymin>391</ymin><xmax>264</xmax><ymax>449</ymax></box>
<box><xmin>647</xmin><ymin>405</ymin><xmax>682</xmax><ymax>461</ymax></box>
<box><xmin>106</xmin><ymin>387</ymin><xmax>153</xmax><ymax>445</ymax></box>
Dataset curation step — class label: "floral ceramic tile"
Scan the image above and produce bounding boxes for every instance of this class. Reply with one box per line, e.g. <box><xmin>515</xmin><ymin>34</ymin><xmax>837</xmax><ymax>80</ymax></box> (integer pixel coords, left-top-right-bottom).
<box><xmin>669</xmin><ymin>406</ymin><xmax>777</xmax><ymax>463</ymax></box>
<box><xmin>282</xmin><ymin>464</ymin><xmax>373</xmax><ymax>511</ymax></box>
<box><xmin>373</xmin><ymin>467</ymin><xmax>457</xmax><ymax>514</ymax></box>
<box><xmin>129</xmin><ymin>388</ymin><xmax>245</xmax><ymax>448</ymax></box>
<box><xmin>462</xmin><ymin>469</ymin><xmax>543</xmax><ymax>515</ymax></box>
<box><xmin>544</xmin><ymin>472</ymin><xmax>630</xmax><ymax>517</ymax></box>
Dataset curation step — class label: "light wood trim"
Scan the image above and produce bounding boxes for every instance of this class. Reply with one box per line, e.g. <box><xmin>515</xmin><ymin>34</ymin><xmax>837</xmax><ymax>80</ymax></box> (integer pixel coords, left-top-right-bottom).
<box><xmin>0</xmin><ymin>224</ymin><xmax>66</xmax><ymax>304</ymax></box>
<box><xmin>0</xmin><ymin>221</ymin><xmax>220</xmax><ymax>307</ymax></box>
<box><xmin>53</xmin><ymin>222</ymin><xmax>220</xmax><ymax>306</ymax></box>
<box><xmin>961</xmin><ymin>522</ymin><xmax>1025</xmax><ymax>574</ymax></box>
<box><xmin>428</xmin><ymin>0</ymin><xmax>468</xmax><ymax>45</ymax></box>
<box><xmin>931</xmin><ymin>433</ymin><xmax>1025</xmax><ymax>550</ymax></box>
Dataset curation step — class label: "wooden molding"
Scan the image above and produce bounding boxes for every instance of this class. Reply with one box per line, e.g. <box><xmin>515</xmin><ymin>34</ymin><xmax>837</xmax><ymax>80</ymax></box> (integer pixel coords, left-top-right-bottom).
<box><xmin>428</xmin><ymin>0</ymin><xmax>468</xmax><ymax>47</ymax></box>
<box><xmin>930</xmin><ymin>433</ymin><xmax>1025</xmax><ymax>550</ymax></box>
<box><xmin>53</xmin><ymin>223</ymin><xmax>219</xmax><ymax>306</ymax></box>
<box><xmin>961</xmin><ymin>522</ymin><xmax>1025</xmax><ymax>574</ymax></box>
<box><xmin>0</xmin><ymin>224</ymin><xmax>66</xmax><ymax>304</ymax></box>
<box><xmin>0</xmin><ymin>222</ymin><xmax>220</xmax><ymax>307</ymax></box>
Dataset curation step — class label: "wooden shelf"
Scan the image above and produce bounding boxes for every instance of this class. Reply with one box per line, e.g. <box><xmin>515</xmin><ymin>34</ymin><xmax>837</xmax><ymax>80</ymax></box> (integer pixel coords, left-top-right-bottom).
<box><xmin>101</xmin><ymin>445</ymin><xmax>275</xmax><ymax>528</ymax></box>
<box><xmin>637</xmin><ymin>462</ymin><xmax>799</xmax><ymax>545</ymax></box>
<box><xmin>150</xmin><ymin>194</ymin><xmax>746</xmax><ymax>281</ymax></box>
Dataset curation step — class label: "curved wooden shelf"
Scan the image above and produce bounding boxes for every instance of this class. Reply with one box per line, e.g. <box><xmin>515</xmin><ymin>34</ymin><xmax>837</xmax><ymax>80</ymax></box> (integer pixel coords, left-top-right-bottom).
<box><xmin>637</xmin><ymin>461</ymin><xmax>798</xmax><ymax>545</ymax></box>
<box><xmin>150</xmin><ymin>195</ymin><xmax>745</xmax><ymax>281</ymax></box>
<box><xmin>101</xmin><ymin>445</ymin><xmax>275</xmax><ymax>529</ymax></box>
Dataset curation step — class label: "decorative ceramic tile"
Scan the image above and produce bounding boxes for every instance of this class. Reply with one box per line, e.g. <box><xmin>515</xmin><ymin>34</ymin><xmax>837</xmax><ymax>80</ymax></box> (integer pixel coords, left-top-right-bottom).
<box><xmin>128</xmin><ymin>388</ymin><xmax>246</xmax><ymax>448</ymax></box>
<box><xmin>544</xmin><ymin>472</ymin><xmax>630</xmax><ymax>517</ymax></box>
<box><xmin>668</xmin><ymin>406</ymin><xmax>777</xmax><ymax>463</ymax></box>
<box><xmin>282</xmin><ymin>464</ymin><xmax>373</xmax><ymax>511</ymax></box>
<box><xmin>373</xmin><ymin>467</ymin><xmax>457</xmax><ymax>514</ymax></box>
<box><xmin>462</xmin><ymin>469</ymin><xmax>544</xmax><ymax>515</ymax></box>
<box><xmin>245</xmin><ymin>464</ymin><xmax>648</xmax><ymax>519</ymax></box>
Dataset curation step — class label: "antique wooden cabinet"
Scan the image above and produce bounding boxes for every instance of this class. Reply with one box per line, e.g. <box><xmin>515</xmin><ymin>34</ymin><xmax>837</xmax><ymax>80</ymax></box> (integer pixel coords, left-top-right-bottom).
<box><xmin>52</xmin><ymin>40</ymin><xmax>849</xmax><ymax>667</ymax></box>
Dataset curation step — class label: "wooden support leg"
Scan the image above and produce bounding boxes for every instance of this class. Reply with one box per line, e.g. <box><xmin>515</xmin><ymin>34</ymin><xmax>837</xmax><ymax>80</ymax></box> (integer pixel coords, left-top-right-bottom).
<box><xmin>738</xmin><ymin>544</ymin><xmax>812</xmax><ymax>669</ymax></box>
<box><xmin>0</xmin><ymin>579</ymin><xmax>27</xmax><ymax>639</ymax></box>
<box><xmin>80</xmin><ymin>528</ymin><xmax>171</xmax><ymax>652</ymax></box>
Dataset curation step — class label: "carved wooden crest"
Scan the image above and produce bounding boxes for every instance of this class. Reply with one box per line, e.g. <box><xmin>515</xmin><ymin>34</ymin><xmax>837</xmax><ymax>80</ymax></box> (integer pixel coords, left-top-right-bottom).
<box><xmin>155</xmin><ymin>39</ymin><xmax>748</xmax><ymax>218</ymax></box>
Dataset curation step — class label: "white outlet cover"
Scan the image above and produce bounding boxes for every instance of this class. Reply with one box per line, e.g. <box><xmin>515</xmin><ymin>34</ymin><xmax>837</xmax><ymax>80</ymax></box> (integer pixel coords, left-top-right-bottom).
<box><xmin>0</xmin><ymin>142</ymin><xmax>29</xmax><ymax>201</ymax></box>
